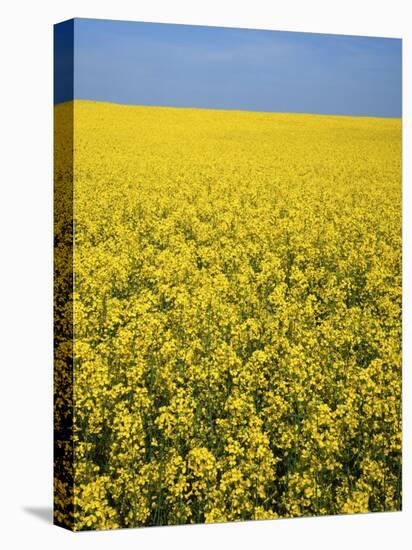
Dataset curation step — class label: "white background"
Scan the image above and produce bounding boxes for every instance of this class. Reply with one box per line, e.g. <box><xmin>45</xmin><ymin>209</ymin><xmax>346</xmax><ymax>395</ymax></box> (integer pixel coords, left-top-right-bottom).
<box><xmin>0</xmin><ymin>0</ymin><xmax>410</xmax><ymax>548</ymax></box>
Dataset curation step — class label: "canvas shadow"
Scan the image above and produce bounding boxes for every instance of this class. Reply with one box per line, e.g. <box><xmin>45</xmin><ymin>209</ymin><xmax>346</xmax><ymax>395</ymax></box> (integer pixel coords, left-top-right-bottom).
<box><xmin>23</xmin><ymin>506</ymin><xmax>53</xmax><ymax>524</ymax></box>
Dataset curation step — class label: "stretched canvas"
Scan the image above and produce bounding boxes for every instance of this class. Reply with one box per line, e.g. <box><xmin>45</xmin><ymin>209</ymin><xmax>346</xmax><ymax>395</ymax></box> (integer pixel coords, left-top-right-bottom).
<box><xmin>53</xmin><ymin>18</ymin><xmax>402</xmax><ymax>531</ymax></box>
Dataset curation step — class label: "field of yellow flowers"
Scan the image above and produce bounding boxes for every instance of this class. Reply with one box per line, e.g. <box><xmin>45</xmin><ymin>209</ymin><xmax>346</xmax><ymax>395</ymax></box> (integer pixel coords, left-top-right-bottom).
<box><xmin>54</xmin><ymin>100</ymin><xmax>401</xmax><ymax>530</ymax></box>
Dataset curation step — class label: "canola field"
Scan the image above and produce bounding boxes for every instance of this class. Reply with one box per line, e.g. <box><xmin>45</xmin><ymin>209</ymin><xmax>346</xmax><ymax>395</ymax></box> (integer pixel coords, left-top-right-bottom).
<box><xmin>54</xmin><ymin>100</ymin><xmax>402</xmax><ymax>530</ymax></box>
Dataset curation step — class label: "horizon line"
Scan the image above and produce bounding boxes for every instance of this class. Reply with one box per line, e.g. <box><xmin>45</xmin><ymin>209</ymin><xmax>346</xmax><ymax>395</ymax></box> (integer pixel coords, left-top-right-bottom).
<box><xmin>54</xmin><ymin>99</ymin><xmax>402</xmax><ymax>120</ymax></box>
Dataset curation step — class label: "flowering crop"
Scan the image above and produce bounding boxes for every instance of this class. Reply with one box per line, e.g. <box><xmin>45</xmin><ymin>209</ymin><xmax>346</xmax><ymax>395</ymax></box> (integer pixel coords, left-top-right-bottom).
<box><xmin>54</xmin><ymin>100</ymin><xmax>401</xmax><ymax>530</ymax></box>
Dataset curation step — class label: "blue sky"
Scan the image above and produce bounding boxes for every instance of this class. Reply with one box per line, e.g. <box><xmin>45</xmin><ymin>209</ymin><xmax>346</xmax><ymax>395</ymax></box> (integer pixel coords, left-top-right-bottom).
<box><xmin>55</xmin><ymin>18</ymin><xmax>402</xmax><ymax>117</ymax></box>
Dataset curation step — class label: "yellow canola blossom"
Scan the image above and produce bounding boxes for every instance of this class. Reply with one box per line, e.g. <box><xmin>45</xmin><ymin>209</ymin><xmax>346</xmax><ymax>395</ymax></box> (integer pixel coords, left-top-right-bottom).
<box><xmin>54</xmin><ymin>100</ymin><xmax>401</xmax><ymax>530</ymax></box>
